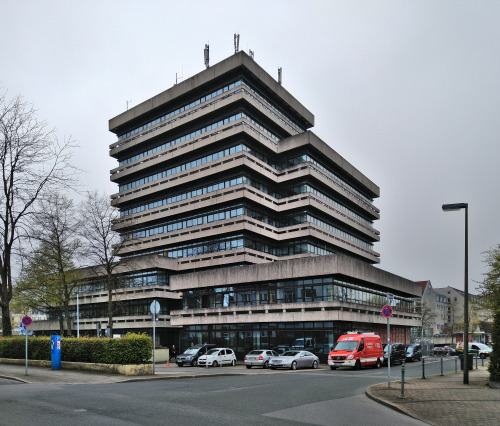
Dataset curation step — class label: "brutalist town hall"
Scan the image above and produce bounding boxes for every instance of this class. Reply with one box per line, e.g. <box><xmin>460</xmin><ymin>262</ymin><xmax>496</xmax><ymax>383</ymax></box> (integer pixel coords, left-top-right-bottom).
<box><xmin>34</xmin><ymin>51</ymin><xmax>421</xmax><ymax>360</ymax></box>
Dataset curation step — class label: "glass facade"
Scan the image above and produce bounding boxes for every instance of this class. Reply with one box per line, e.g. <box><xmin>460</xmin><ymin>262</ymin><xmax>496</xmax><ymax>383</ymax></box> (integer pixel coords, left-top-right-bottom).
<box><xmin>182</xmin><ymin>277</ymin><xmax>414</xmax><ymax>313</ymax></box>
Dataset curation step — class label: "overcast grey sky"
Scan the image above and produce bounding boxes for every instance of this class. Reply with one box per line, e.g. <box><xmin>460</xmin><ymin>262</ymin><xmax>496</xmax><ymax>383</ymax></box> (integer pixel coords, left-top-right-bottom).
<box><xmin>2</xmin><ymin>0</ymin><xmax>499</xmax><ymax>294</ymax></box>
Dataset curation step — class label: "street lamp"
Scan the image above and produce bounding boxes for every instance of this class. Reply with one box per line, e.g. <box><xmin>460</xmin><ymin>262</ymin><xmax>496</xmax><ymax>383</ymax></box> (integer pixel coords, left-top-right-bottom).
<box><xmin>442</xmin><ymin>202</ymin><xmax>469</xmax><ymax>384</ymax></box>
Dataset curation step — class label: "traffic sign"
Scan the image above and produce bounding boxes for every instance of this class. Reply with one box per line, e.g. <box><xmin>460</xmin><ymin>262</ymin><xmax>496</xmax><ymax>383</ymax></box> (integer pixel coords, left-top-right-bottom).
<box><xmin>22</xmin><ymin>315</ymin><xmax>32</xmax><ymax>327</ymax></box>
<box><xmin>381</xmin><ymin>305</ymin><xmax>393</xmax><ymax>318</ymax></box>
<box><xmin>150</xmin><ymin>301</ymin><xmax>160</xmax><ymax>315</ymax></box>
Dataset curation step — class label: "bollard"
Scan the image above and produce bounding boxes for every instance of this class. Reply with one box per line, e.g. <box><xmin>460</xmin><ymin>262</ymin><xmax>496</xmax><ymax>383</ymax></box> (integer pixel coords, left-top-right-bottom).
<box><xmin>440</xmin><ymin>357</ymin><xmax>444</xmax><ymax>376</ymax></box>
<box><xmin>455</xmin><ymin>357</ymin><xmax>458</xmax><ymax>373</ymax></box>
<box><xmin>399</xmin><ymin>360</ymin><xmax>406</xmax><ymax>399</ymax></box>
<box><xmin>422</xmin><ymin>357</ymin><xmax>426</xmax><ymax>379</ymax></box>
<box><xmin>476</xmin><ymin>356</ymin><xmax>478</xmax><ymax>369</ymax></box>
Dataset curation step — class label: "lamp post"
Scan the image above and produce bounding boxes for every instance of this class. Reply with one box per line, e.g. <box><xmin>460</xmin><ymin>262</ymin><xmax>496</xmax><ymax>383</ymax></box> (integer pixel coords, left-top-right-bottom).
<box><xmin>442</xmin><ymin>202</ymin><xmax>469</xmax><ymax>385</ymax></box>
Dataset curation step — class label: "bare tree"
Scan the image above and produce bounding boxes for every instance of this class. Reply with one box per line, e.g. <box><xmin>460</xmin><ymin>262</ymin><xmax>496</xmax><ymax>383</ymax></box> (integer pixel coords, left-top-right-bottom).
<box><xmin>17</xmin><ymin>193</ymin><xmax>81</xmax><ymax>335</ymax></box>
<box><xmin>0</xmin><ymin>92</ymin><xmax>76</xmax><ymax>336</ymax></box>
<box><xmin>420</xmin><ymin>301</ymin><xmax>437</xmax><ymax>341</ymax></box>
<box><xmin>78</xmin><ymin>191</ymin><xmax>123</xmax><ymax>336</ymax></box>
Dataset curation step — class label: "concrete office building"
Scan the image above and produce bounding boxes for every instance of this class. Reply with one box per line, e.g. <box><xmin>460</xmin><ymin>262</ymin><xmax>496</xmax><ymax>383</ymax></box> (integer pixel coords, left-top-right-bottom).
<box><xmin>103</xmin><ymin>50</ymin><xmax>421</xmax><ymax>358</ymax></box>
<box><xmin>32</xmin><ymin>50</ymin><xmax>420</xmax><ymax>358</ymax></box>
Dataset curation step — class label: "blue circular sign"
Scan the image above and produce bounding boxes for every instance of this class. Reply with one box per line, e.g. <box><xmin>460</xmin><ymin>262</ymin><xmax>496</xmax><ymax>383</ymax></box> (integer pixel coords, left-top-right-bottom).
<box><xmin>381</xmin><ymin>305</ymin><xmax>393</xmax><ymax>318</ymax></box>
<box><xmin>22</xmin><ymin>315</ymin><xmax>32</xmax><ymax>326</ymax></box>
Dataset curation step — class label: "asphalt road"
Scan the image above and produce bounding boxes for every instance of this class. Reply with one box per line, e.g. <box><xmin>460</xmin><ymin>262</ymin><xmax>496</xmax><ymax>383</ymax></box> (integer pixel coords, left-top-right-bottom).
<box><xmin>0</xmin><ymin>363</ymin><xmax>431</xmax><ymax>425</ymax></box>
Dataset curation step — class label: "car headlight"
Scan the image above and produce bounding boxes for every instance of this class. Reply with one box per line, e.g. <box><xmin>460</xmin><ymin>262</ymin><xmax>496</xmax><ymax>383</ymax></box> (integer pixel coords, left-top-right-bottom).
<box><xmin>347</xmin><ymin>355</ymin><xmax>354</xmax><ymax>360</ymax></box>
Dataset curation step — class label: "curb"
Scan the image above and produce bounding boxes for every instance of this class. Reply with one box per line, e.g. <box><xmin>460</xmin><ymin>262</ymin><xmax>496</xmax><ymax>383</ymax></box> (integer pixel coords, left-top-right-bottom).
<box><xmin>0</xmin><ymin>374</ymin><xmax>31</xmax><ymax>384</ymax></box>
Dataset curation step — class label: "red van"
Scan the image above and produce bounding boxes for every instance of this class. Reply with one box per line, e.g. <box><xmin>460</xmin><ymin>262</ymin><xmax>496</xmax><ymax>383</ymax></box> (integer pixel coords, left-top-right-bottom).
<box><xmin>328</xmin><ymin>332</ymin><xmax>383</xmax><ymax>370</ymax></box>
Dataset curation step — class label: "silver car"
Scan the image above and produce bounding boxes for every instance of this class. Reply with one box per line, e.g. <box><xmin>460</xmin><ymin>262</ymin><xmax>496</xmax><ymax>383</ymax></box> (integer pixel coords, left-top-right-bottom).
<box><xmin>244</xmin><ymin>350</ymin><xmax>279</xmax><ymax>369</ymax></box>
<box><xmin>269</xmin><ymin>350</ymin><xmax>319</xmax><ymax>370</ymax></box>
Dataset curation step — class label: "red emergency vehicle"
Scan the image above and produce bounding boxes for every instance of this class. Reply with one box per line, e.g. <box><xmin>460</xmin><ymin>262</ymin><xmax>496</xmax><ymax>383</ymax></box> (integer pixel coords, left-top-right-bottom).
<box><xmin>328</xmin><ymin>332</ymin><xmax>383</xmax><ymax>370</ymax></box>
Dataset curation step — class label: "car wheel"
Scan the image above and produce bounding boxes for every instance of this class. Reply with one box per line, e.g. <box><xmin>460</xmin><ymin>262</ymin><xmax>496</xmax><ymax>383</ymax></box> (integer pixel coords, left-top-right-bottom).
<box><xmin>374</xmin><ymin>359</ymin><xmax>381</xmax><ymax>369</ymax></box>
<box><xmin>212</xmin><ymin>361</ymin><xmax>219</xmax><ymax>367</ymax></box>
<box><xmin>312</xmin><ymin>360</ymin><xmax>318</xmax><ymax>369</ymax></box>
<box><xmin>291</xmin><ymin>361</ymin><xmax>297</xmax><ymax>370</ymax></box>
<box><xmin>480</xmin><ymin>353</ymin><xmax>486</xmax><ymax>359</ymax></box>
<box><xmin>330</xmin><ymin>366</ymin><xmax>337</xmax><ymax>370</ymax></box>
<box><xmin>177</xmin><ymin>363</ymin><xmax>183</xmax><ymax>367</ymax></box>
<box><xmin>263</xmin><ymin>361</ymin><xmax>269</xmax><ymax>369</ymax></box>
<box><xmin>191</xmin><ymin>359</ymin><xmax>197</xmax><ymax>367</ymax></box>
<box><xmin>246</xmin><ymin>365</ymin><xmax>252</xmax><ymax>369</ymax></box>
<box><xmin>353</xmin><ymin>360</ymin><xmax>361</xmax><ymax>370</ymax></box>
<box><xmin>231</xmin><ymin>359</ymin><xmax>236</xmax><ymax>366</ymax></box>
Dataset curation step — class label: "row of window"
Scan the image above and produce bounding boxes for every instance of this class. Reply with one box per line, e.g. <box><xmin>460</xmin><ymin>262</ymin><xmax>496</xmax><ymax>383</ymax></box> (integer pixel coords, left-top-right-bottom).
<box><xmin>74</xmin><ymin>299</ymin><xmax>179</xmax><ymax>319</ymax></box>
<box><xmin>292</xmin><ymin>184</ymin><xmax>372</xmax><ymax>227</ymax></box>
<box><xmin>182</xmin><ymin>278</ymin><xmax>415</xmax><ymax>313</ymax></box>
<box><xmin>119</xmin><ymin>113</ymin><xmax>246</xmax><ymax>168</ymax></box>
<box><xmin>117</xmin><ymin>81</ymin><xmax>243</xmax><ymax>141</ymax></box>
<box><xmin>77</xmin><ymin>271</ymin><xmax>169</xmax><ymax>293</ymax></box>
<box><xmin>122</xmin><ymin>234</ymin><xmax>334</xmax><ymax>260</ymax></box>
<box><xmin>287</xmin><ymin>154</ymin><xmax>375</xmax><ymax>208</ymax></box>
<box><xmin>117</xmin><ymin>79</ymin><xmax>304</xmax><ymax>144</ymax></box>
<box><xmin>120</xmin><ymin>177</ymin><xmax>245</xmax><ymax>217</ymax></box>
<box><xmin>123</xmin><ymin>204</ymin><xmax>372</xmax><ymax>251</ymax></box>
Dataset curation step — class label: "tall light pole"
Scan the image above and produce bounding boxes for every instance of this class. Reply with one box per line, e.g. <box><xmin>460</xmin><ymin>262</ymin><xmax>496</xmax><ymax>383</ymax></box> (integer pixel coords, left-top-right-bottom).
<box><xmin>442</xmin><ymin>202</ymin><xmax>469</xmax><ymax>384</ymax></box>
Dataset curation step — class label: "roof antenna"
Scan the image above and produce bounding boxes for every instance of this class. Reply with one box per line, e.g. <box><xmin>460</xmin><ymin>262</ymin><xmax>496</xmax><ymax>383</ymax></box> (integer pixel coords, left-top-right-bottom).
<box><xmin>126</xmin><ymin>91</ymin><xmax>132</xmax><ymax>110</ymax></box>
<box><xmin>234</xmin><ymin>33</ymin><xmax>240</xmax><ymax>53</ymax></box>
<box><xmin>278</xmin><ymin>67</ymin><xmax>282</xmax><ymax>85</ymax></box>
<box><xmin>175</xmin><ymin>66</ymin><xmax>184</xmax><ymax>85</ymax></box>
<box><xmin>249</xmin><ymin>49</ymin><xmax>254</xmax><ymax>59</ymax></box>
<box><xmin>204</xmin><ymin>44</ymin><xmax>210</xmax><ymax>68</ymax></box>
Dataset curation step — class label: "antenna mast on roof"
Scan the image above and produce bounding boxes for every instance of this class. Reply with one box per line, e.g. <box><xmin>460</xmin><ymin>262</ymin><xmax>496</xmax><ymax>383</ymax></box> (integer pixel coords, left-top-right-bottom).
<box><xmin>234</xmin><ymin>33</ymin><xmax>240</xmax><ymax>53</ymax></box>
<box><xmin>278</xmin><ymin>67</ymin><xmax>282</xmax><ymax>85</ymax></box>
<box><xmin>249</xmin><ymin>49</ymin><xmax>254</xmax><ymax>59</ymax></box>
<box><xmin>204</xmin><ymin>44</ymin><xmax>210</xmax><ymax>68</ymax></box>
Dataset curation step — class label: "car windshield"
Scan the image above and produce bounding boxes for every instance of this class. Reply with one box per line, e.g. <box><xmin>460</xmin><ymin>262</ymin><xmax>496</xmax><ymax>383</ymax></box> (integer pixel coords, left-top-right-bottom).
<box><xmin>333</xmin><ymin>341</ymin><xmax>358</xmax><ymax>351</ymax></box>
<box><xmin>206</xmin><ymin>349</ymin><xmax>220</xmax><ymax>355</ymax></box>
<box><xmin>281</xmin><ymin>351</ymin><xmax>300</xmax><ymax>357</ymax></box>
<box><xmin>248</xmin><ymin>350</ymin><xmax>263</xmax><ymax>355</ymax></box>
<box><xmin>183</xmin><ymin>348</ymin><xmax>199</xmax><ymax>355</ymax></box>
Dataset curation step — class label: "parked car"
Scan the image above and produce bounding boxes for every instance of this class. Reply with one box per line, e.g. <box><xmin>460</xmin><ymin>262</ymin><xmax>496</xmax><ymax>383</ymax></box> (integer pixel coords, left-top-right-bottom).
<box><xmin>244</xmin><ymin>349</ymin><xmax>279</xmax><ymax>369</ymax></box>
<box><xmin>433</xmin><ymin>346</ymin><xmax>456</xmax><ymax>356</ymax></box>
<box><xmin>456</xmin><ymin>342</ymin><xmax>492</xmax><ymax>359</ymax></box>
<box><xmin>405</xmin><ymin>344</ymin><xmax>422</xmax><ymax>362</ymax></box>
<box><xmin>176</xmin><ymin>344</ymin><xmax>216</xmax><ymax>367</ymax></box>
<box><xmin>197</xmin><ymin>348</ymin><xmax>237</xmax><ymax>367</ymax></box>
<box><xmin>269</xmin><ymin>350</ymin><xmax>319</xmax><ymax>370</ymax></box>
<box><xmin>382</xmin><ymin>343</ymin><xmax>406</xmax><ymax>365</ymax></box>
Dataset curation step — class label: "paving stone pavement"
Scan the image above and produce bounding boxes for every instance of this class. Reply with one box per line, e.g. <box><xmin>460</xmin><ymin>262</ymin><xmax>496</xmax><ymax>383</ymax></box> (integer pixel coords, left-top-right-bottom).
<box><xmin>366</xmin><ymin>366</ymin><xmax>500</xmax><ymax>426</ymax></box>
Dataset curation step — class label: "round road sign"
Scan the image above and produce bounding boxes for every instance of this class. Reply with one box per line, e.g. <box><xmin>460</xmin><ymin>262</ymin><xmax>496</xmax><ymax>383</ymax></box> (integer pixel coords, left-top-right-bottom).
<box><xmin>150</xmin><ymin>301</ymin><xmax>160</xmax><ymax>315</ymax></box>
<box><xmin>22</xmin><ymin>315</ymin><xmax>32</xmax><ymax>326</ymax></box>
<box><xmin>381</xmin><ymin>305</ymin><xmax>393</xmax><ymax>318</ymax></box>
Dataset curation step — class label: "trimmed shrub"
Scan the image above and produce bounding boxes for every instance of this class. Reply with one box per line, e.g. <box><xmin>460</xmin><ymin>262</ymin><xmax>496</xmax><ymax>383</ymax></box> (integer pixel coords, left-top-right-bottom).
<box><xmin>0</xmin><ymin>333</ymin><xmax>152</xmax><ymax>364</ymax></box>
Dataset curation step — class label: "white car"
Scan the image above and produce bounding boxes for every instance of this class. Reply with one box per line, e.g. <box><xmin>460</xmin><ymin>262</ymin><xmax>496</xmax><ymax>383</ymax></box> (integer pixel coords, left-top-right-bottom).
<box><xmin>197</xmin><ymin>348</ymin><xmax>237</xmax><ymax>367</ymax></box>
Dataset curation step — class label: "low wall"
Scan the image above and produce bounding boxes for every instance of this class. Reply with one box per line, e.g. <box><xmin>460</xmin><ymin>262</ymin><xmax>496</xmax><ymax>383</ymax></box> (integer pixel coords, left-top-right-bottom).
<box><xmin>0</xmin><ymin>358</ymin><xmax>153</xmax><ymax>376</ymax></box>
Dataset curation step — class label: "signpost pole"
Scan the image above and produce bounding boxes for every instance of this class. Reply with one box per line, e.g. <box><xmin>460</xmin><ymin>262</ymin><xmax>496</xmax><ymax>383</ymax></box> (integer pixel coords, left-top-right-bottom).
<box><xmin>150</xmin><ymin>300</ymin><xmax>160</xmax><ymax>376</ymax></box>
<box><xmin>25</xmin><ymin>330</ymin><xmax>28</xmax><ymax>376</ymax></box>
<box><xmin>153</xmin><ymin>309</ymin><xmax>156</xmax><ymax>375</ymax></box>
<box><xmin>387</xmin><ymin>316</ymin><xmax>391</xmax><ymax>388</ymax></box>
<box><xmin>21</xmin><ymin>315</ymin><xmax>32</xmax><ymax>376</ymax></box>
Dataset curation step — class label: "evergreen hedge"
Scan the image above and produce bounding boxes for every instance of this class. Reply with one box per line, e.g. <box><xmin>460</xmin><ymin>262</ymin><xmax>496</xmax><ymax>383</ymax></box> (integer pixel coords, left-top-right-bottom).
<box><xmin>488</xmin><ymin>310</ymin><xmax>500</xmax><ymax>382</ymax></box>
<box><xmin>0</xmin><ymin>333</ymin><xmax>152</xmax><ymax>365</ymax></box>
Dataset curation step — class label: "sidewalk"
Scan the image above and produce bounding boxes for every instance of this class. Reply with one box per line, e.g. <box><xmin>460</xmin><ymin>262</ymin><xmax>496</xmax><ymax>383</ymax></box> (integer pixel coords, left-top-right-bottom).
<box><xmin>366</xmin><ymin>366</ymin><xmax>500</xmax><ymax>426</ymax></box>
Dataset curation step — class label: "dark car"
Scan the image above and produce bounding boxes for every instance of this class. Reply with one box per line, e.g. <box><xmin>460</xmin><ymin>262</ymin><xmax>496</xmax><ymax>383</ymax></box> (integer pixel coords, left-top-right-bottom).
<box><xmin>405</xmin><ymin>344</ymin><xmax>422</xmax><ymax>362</ymax></box>
<box><xmin>383</xmin><ymin>343</ymin><xmax>406</xmax><ymax>365</ymax></box>
<box><xmin>176</xmin><ymin>344</ymin><xmax>216</xmax><ymax>367</ymax></box>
